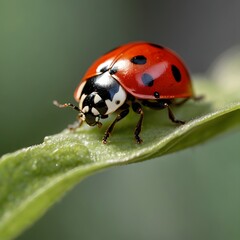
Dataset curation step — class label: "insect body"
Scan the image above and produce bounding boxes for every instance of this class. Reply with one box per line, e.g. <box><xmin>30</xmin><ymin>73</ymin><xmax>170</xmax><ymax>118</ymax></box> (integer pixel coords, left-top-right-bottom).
<box><xmin>54</xmin><ymin>42</ymin><xmax>195</xmax><ymax>144</ymax></box>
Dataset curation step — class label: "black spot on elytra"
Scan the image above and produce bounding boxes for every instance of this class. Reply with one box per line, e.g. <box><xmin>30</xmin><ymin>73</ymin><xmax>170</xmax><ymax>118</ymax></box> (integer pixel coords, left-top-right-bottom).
<box><xmin>148</xmin><ymin>43</ymin><xmax>164</xmax><ymax>49</ymax></box>
<box><xmin>171</xmin><ymin>65</ymin><xmax>181</xmax><ymax>82</ymax></box>
<box><xmin>141</xmin><ymin>73</ymin><xmax>154</xmax><ymax>87</ymax></box>
<box><xmin>130</xmin><ymin>55</ymin><xmax>147</xmax><ymax>65</ymax></box>
<box><xmin>154</xmin><ymin>91</ymin><xmax>160</xmax><ymax>98</ymax></box>
<box><xmin>109</xmin><ymin>67</ymin><xmax>118</xmax><ymax>75</ymax></box>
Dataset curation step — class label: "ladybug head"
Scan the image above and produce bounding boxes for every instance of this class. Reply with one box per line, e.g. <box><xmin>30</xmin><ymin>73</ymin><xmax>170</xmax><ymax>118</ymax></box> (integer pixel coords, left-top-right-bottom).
<box><xmin>72</xmin><ymin>72</ymin><xmax>128</xmax><ymax>128</ymax></box>
<box><xmin>79</xmin><ymin>92</ymin><xmax>105</xmax><ymax>127</ymax></box>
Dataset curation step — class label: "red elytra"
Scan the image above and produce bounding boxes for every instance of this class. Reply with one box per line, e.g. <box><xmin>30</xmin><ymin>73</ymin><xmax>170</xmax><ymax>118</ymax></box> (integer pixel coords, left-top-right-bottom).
<box><xmin>74</xmin><ymin>42</ymin><xmax>193</xmax><ymax>101</ymax></box>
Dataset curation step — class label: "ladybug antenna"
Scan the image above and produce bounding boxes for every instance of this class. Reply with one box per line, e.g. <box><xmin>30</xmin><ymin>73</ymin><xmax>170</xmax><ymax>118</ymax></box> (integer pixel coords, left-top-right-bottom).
<box><xmin>53</xmin><ymin>100</ymin><xmax>82</xmax><ymax>113</ymax></box>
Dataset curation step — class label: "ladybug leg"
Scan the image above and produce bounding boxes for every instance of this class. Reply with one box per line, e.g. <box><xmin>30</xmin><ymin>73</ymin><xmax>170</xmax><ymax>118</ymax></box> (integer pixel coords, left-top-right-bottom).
<box><xmin>163</xmin><ymin>102</ymin><xmax>185</xmax><ymax>124</ymax></box>
<box><xmin>132</xmin><ymin>102</ymin><xmax>144</xmax><ymax>144</ymax></box>
<box><xmin>172</xmin><ymin>98</ymin><xmax>190</xmax><ymax>106</ymax></box>
<box><xmin>142</xmin><ymin>100</ymin><xmax>185</xmax><ymax>125</ymax></box>
<box><xmin>193</xmin><ymin>95</ymin><xmax>204</xmax><ymax>101</ymax></box>
<box><xmin>173</xmin><ymin>95</ymin><xmax>204</xmax><ymax>106</ymax></box>
<box><xmin>102</xmin><ymin>108</ymin><xmax>129</xmax><ymax>144</ymax></box>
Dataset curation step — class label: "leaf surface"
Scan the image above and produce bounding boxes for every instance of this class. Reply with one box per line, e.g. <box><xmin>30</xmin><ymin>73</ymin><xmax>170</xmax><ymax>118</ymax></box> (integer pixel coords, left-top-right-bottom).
<box><xmin>1</xmin><ymin>48</ymin><xmax>240</xmax><ymax>240</ymax></box>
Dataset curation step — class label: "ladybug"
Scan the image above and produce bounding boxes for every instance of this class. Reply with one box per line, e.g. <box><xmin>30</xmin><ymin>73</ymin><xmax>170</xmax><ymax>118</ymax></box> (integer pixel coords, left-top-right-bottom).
<box><xmin>54</xmin><ymin>42</ymin><xmax>197</xmax><ymax>144</ymax></box>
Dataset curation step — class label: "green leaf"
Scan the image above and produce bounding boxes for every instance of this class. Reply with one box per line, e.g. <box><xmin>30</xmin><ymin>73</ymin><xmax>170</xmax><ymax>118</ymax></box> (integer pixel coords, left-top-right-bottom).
<box><xmin>1</xmin><ymin>48</ymin><xmax>240</xmax><ymax>240</ymax></box>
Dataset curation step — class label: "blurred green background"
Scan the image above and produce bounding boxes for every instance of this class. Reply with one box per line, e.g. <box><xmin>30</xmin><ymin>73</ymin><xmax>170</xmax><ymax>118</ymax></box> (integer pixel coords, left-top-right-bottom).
<box><xmin>0</xmin><ymin>1</ymin><xmax>240</xmax><ymax>239</ymax></box>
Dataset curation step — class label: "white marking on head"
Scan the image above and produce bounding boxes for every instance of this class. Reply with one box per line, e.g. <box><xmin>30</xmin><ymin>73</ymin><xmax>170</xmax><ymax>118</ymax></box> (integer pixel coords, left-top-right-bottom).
<box><xmin>91</xmin><ymin>107</ymin><xmax>100</xmax><ymax>116</ymax></box>
<box><xmin>105</xmin><ymin>85</ymin><xmax>127</xmax><ymax>115</ymax></box>
<box><xmin>94</xmin><ymin>94</ymin><xmax>102</xmax><ymax>104</ymax></box>
<box><xmin>82</xmin><ymin>106</ymin><xmax>89</xmax><ymax>113</ymax></box>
